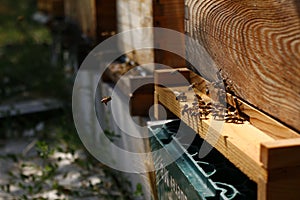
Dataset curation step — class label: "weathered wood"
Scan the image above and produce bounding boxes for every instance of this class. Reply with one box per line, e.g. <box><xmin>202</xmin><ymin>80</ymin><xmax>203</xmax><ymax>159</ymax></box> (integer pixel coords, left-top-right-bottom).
<box><xmin>103</xmin><ymin>62</ymin><xmax>154</xmax><ymax>116</ymax></box>
<box><xmin>154</xmin><ymin>68</ymin><xmax>191</xmax><ymax>86</ymax></box>
<box><xmin>130</xmin><ymin>93</ymin><xmax>153</xmax><ymax>116</ymax></box>
<box><xmin>155</xmin><ymin>85</ymin><xmax>271</xmax><ymax>183</ymax></box>
<box><xmin>117</xmin><ymin>0</ymin><xmax>154</xmax><ymax>65</ymax></box>
<box><xmin>185</xmin><ymin>0</ymin><xmax>300</xmax><ymax>132</ymax></box>
<box><xmin>259</xmin><ymin>138</ymin><xmax>300</xmax><ymax>200</ymax></box>
<box><xmin>117</xmin><ymin>0</ymin><xmax>185</xmax><ymax>67</ymax></box>
<box><xmin>260</xmin><ymin>138</ymin><xmax>300</xmax><ymax>169</ymax></box>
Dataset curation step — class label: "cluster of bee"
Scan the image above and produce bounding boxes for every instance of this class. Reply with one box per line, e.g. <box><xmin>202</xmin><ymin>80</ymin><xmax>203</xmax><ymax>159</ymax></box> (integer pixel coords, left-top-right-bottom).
<box><xmin>180</xmin><ymin>94</ymin><xmax>248</xmax><ymax>124</ymax></box>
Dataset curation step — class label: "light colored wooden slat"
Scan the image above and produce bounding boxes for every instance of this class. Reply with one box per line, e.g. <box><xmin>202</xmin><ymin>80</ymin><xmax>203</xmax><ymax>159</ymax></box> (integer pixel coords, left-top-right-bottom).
<box><xmin>185</xmin><ymin>0</ymin><xmax>300</xmax><ymax>132</ymax></box>
<box><xmin>155</xmin><ymin>85</ymin><xmax>272</xmax><ymax>183</ymax></box>
<box><xmin>154</xmin><ymin>68</ymin><xmax>191</xmax><ymax>86</ymax></box>
<box><xmin>155</xmin><ymin>68</ymin><xmax>300</xmax><ymax>185</ymax></box>
<box><xmin>226</xmin><ymin>93</ymin><xmax>300</xmax><ymax>139</ymax></box>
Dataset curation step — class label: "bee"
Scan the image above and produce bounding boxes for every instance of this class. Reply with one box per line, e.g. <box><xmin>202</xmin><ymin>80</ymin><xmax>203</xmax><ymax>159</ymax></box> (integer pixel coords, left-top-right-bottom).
<box><xmin>188</xmin><ymin>83</ymin><xmax>197</xmax><ymax>91</ymax></box>
<box><xmin>181</xmin><ymin>104</ymin><xmax>189</xmax><ymax>116</ymax></box>
<box><xmin>175</xmin><ymin>92</ymin><xmax>187</xmax><ymax>102</ymax></box>
<box><xmin>101</xmin><ymin>96</ymin><xmax>112</xmax><ymax>105</ymax></box>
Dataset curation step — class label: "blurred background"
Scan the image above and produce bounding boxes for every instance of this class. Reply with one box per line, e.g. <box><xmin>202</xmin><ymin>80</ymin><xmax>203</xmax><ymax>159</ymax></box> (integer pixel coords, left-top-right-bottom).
<box><xmin>0</xmin><ymin>1</ymin><xmax>135</xmax><ymax>199</ymax></box>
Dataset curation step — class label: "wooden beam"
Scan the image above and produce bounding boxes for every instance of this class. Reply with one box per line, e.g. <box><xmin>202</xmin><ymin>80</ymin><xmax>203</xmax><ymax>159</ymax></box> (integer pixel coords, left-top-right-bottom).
<box><xmin>259</xmin><ymin>138</ymin><xmax>300</xmax><ymax>200</ymax></box>
<box><xmin>185</xmin><ymin>0</ymin><xmax>300</xmax><ymax>132</ymax></box>
<box><xmin>155</xmin><ymin>68</ymin><xmax>300</xmax><ymax>185</ymax></box>
<box><xmin>185</xmin><ymin>69</ymin><xmax>299</xmax><ymax>140</ymax></box>
<box><xmin>260</xmin><ymin>138</ymin><xmax>300</xmax><ymax>170</ymax></box>
<box><xmin>155</xmin><ymin>85</ymin><xmax>270</xmax><ymax>183</ymax></box>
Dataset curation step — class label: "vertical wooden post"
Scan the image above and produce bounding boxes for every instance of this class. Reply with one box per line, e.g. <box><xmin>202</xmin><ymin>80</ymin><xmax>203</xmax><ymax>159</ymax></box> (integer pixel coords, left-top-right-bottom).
<box><xmin>259</xmin><ymin>138</ymin><xmax>300</xmax><ymax>200</ymax></box>
<box><xmin>153</xmin><ymin>0</ymin><xmax>185</xmax><ymax>68</ymax></box>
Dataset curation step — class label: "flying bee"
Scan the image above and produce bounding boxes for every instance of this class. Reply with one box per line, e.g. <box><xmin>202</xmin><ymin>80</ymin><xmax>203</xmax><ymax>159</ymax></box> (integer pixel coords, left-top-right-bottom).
<box><xmin>101</xmin><ymin>96</ymin><xmax>112</xmax><ymax>105</ymax></box>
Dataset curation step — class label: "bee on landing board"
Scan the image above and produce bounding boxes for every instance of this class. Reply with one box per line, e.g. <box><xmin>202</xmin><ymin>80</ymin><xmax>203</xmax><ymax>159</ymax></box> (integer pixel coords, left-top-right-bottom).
<box><xmin>101</xmin><ymin>96</ymin><xmax>112</xmax><ymax>105</ymax></box>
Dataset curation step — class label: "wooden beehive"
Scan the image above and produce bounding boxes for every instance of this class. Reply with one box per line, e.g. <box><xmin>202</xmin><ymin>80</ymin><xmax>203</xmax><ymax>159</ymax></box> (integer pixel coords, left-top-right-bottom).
<box><xmin>185</xmin><ymin>0</ymin><xmax>300</xmax><ymax>133</ymax></box>
<box><xmin>166</xmin><ymin>1</ymin><xmax>300</xmax><ymax>199</ymax></box>
<box><xmin>117</xmin><ymin>0</ymin><xmax>185</xmax><ymax>67</ymax></box>
<box><xmin>64</xmin><ymin>0</ymin><xmax>117</xmax><ymax>42</ymax></box>
<box><xmin>154</xmin><ymin>68</ymin><xmax>300</xmax><ymax>200</ymax></box>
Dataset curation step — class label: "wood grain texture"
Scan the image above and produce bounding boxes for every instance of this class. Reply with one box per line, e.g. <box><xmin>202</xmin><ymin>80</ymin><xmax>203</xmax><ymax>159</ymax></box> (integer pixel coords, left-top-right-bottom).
<box><xmin>259</xmin><ymin>138</ymin><xmax>300</xmax><ymax>199</ymax></box>
<box><xmin>155</xmin><ymin>85</ymin><xmax>271</xmax><ymax>183</ymax></box>
<box><xmin>185</xmin><ymin>0</ymin><xmax>300</xmax><ymax>132</ymax></box>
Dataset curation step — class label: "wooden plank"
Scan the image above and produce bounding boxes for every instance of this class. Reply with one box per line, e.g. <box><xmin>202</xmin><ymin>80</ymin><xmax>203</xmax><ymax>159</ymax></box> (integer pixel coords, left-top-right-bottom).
<box><xmin>259</xmin><ymin>138</ymin><xmax>300</xmax><ymax>200</ymax></box>
<box><xmin>117</xmin><ymin>0</ymin><xmax>185</xmax><ymax>67</ymax></box>
<box><xmin>153</xmin><ymin>0</ymin><xmax>185</xmax><ymax>67</ymax></box>
<box><xmin>185</xmin><ymin>0</ymin><xmax>300</xmax><ymax>132</ymax></box>
<box><xmin>258</xmin><ymin>175</ymin><xmax>300</xmax><ymax>200</ymax></box>
<box><xmin>104</xmin><ymin>62</ymin><xmax>155</xmax><ymax>116</ymax></box>
<box><xmin>155</xmin><ymin>85</ymin><xmax>271</xmax><ymax>183</ymax></box>
<box><xmin>260</xmin><ymin>138</ymin><xmax>300</xmax><ymax>170</ymax></box>
<box><xmin>155</xmin><ymin>68</ymin><xmax>300</xmax><ymax>185</ymax></box>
